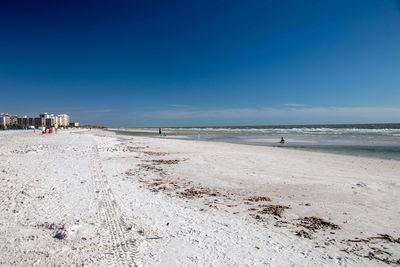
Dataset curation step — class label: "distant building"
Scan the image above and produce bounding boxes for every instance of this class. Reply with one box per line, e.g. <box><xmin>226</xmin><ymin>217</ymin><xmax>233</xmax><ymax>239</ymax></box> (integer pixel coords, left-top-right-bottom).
<box><xmin>9</xmin><ymin>114</ymin><xmax>17</xmax><ymax>125</ymax></box>
<box><xmin>34</xmin><ymin>117</ymin><xmax>43</xmax><ymax>127</ymax></box>
<box><xmin>70</xmin><ymin>122</ymin><xmax>80</xmax><ymax>127</ymax></box>
<box><xmin>28</xmin><ymin>117</ymin><xmax>35</xmax><ymax>126</ymax></box>
<box><xmin>38</xmin><ymin>113</ymin><xmax>50</xmax><ymax>127</ymax></box>
<box><xmin>0</xmin><ymin>114</ymin><xmax>6</xmax><ymax>126</ymax></box>
<box><xmin>40</xmin><ymin>113</ymin><xmax>50</xmax><ymax>119</ymax></box>
<box><xmin>0</xmin><ymin>113</ymin><xmax>7</xmax><ymax>126</ymax></box>
<box><xmin>17</xmin><ymin>116</ymin><xmax>29</xmax><ymax>128</ymax></box>
<box><xmin>3</xmin><ymin>112</ymin><xmax>73</xmax><ymax>129</ymax></box>
<box><xmin>0</xmin><ymin>113</ymin><xmax>18</xmax><ymax>128</ymax></box>
<box><xmin>18</xmin><ymin>115</ymin><xmax>44</xmax><ymax>127</ymax></box>
<box><xmin>39</xmin><ymin>113</ymin><xmax>57</xmax><ymax>127</ymax></box>
<box><xmin>45</xmin><ymin>118</ymin><xmax>53</xmax><ymax>127</ymax></box>
<box><xmin>56</xmin><ymin>114</ymin><xmax>70</xmax><ymax>127</ymax></box>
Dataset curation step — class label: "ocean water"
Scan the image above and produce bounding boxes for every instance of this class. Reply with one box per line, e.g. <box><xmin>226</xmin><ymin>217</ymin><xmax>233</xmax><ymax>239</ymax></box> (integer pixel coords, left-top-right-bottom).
<box><xmin>113</xmin><ymin>123</ymin><xmax>400</xmax><ymax>160</ymax></box>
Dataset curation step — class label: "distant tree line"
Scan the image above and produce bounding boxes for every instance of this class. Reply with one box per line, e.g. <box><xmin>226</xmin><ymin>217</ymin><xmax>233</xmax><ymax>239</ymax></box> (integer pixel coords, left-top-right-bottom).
<box><xmin>0</xmin><ymin>124</ymin><xmax>25</xmax><ymax>130</ymax></box>
<box><xmin>0</xmin><ymin>124</ymin><xmax>82</xmax><ymax>130</ymax></box>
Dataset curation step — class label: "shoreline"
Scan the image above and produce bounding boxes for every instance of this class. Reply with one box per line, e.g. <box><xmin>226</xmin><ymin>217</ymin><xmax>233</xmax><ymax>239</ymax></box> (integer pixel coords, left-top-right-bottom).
<box><xmin>1</xmin><ymin>129</ymin><xmax>399</xmax><ymax>266</ymax></box>
<box><xmin>110</xmin><ymin>128</ymin><xmax>400</xmax><ymax>161</ymax></box>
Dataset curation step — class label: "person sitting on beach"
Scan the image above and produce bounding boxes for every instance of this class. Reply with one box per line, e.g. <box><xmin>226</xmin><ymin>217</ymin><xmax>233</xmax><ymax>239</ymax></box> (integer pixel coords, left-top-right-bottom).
<box><xmin>280</xmin><ymin>137</ymin><xmax>285</xmax><ymax>144</ymax></box>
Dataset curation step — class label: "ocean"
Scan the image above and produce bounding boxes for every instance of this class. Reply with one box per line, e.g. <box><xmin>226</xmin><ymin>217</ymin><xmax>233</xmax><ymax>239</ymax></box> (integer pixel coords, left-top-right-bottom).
<box><xmin>113</xmin><ymin>123</ymin><xmax>400</xmax><ymax>160</ymax></box>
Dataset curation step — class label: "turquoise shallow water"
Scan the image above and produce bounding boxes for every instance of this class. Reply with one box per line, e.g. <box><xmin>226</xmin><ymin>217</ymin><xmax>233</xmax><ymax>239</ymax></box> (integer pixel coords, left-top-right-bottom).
<box><xmin>113</xmin><ymin>123</ymin><xmax>400</xmax><ymax>160</ymax></box>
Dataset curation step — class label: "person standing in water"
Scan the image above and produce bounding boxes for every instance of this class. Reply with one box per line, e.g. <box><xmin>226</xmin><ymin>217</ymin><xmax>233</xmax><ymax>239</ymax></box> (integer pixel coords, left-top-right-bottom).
<box><xmin>159</xmin><ymin>128</ymin><xmax>162</xmax><ymax>135</ymax></box>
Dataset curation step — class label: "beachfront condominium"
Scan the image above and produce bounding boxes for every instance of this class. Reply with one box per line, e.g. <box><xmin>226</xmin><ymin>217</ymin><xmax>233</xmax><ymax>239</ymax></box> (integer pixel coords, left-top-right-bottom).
<box><xmin>0</xmin><ymin>113</ymin><xmax>6</xmax><ymax>126</ymax></box>
<box><xmin>34</xmin><ymin>118</ymin><xmax>43</xmax><ymax>127</ymax></box>
<box><xmin>2</xmin><ymin>112</ymin><xmax>73</xmax><ymax>128</ymax></box>
<box><xmin>17</xmin><ymin>116</ymin><xmax>29</xmax><ymax>128</ymax></box>
<box><xmin>56</xmin><ymin>114</ymin><xmax>70</xmax><ymax>127</ymax></box>
<box><xmin>0</xmin><ymin>113</ymin><xmax>18</xmax><ymax>127</ymax></box>
<box><xmin>39</xmin><ymin>113</ymin><xmax>70</xmax><ymax>127</ymax></box>
<box><xmin>15</xmin><ymin>114</ymin><xmax>46</xmax><ymax>128</ymax></box>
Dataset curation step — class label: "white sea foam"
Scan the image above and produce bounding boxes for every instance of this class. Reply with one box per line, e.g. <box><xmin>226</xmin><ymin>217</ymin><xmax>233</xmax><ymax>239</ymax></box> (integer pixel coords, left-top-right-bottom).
<box><xmin>163</xmin><ymin>127</ymin><xmax>400</xmax><ymax>136</ymax></box>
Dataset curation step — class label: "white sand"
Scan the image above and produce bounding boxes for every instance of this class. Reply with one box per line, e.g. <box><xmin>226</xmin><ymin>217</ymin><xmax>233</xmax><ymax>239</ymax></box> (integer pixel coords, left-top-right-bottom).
<box><xmin>0</xmin><ymin>129</ymin><xmax>399</xmax><ymax>266</ymax></box>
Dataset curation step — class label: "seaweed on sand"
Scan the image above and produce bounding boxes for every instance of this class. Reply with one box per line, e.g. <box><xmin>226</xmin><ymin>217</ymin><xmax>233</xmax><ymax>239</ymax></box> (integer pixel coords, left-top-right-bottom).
<box><xmin>298</xmin><ymin>216</ymin><xmax>340</xmax><ymax>232</ymax></box>
<box><xmin>179</xmin><ymin>187</ymin><xmax>221</xmax><ymax>198</ymax></box>
<box><xmin>247</xmin><ymin>196</ymin><xmax>272</xmax><ymax>202</ymax></box>
<box><xmin>257</xmin><ymin>204</ymin><xmax>290</xmax><ymax>217</ymax></box>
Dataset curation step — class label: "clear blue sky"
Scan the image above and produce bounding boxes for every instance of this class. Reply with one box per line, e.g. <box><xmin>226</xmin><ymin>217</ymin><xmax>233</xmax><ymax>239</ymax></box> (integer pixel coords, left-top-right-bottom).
<box><xmin>1</xmin><ymin>0</ymin><xmax>400</xmax><ymax>127</ymax></box>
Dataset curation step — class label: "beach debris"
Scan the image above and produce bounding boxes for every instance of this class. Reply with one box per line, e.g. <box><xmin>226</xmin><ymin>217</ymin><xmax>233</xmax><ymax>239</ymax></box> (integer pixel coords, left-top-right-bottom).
<box><xmin>150</xmin><ymin>181</ymin><xmax>163</xmax><ymax>187</ymax></box>
<box><xmin>125</xmin><ymin>146</ymin><xmax>147</xmax><ymax>152</ymax></box>
<box><xmin>143</xmin><ymin>151</ymin><xmax>168</xmax><ymax>156</ymax></box>
<box><xmin>257</xmin><ymin>204</ymin><xmax>290</xmax><ymax>218</ymax></box>
<box><xmin>341</xmin><ymin>244</ymin><xmax>400</xmax><ymax>265</ymax></box>
<box><xmin>273</xmin><ymin>220</ymin><xmax>291</xmax><ymax>229</ymax></box>
<box><xmin>179</xmin><ymin>187</ymin><xmax>221</xmax><ymax>198</ymax></box>
<box><xmin>356</xmin><ymin>182</ymin><xmax>367</xmax><ymax>187</ymax></box>
<box><xmin>125</xmin><ymin>169</ymin><xmax>136</xmax><ymax>176</ymax></box>
<box><xmin>131</xmin><ymin>159</ymin><xmax>186</xmax><ymax>180</ymax></box>
<box><xmin>136</xmin><ymin>164</ymin><xmax>167</xmax><ymax>176</ymax></box>
<box><xmin>296</xmin><ymin>230</ymin><xmax>313</xmax><ymax>239</ymax></box>
<box><xmin>146</xmin><ymin>179</ymin><xmax>181</xmax><ymax>192</ymax></box>
<box><xmin>147</xmin><ymin>159</ymin><xmax>180</xmax><ymax>165</ymax></box>
<box><xmin>371</xmin><ymin>234</ymin><xmax>400</xmax><ymax>244</ymax></box>
<box><xmin>298</xmin><ymin>216</ymin><xmax>340</xmax><ymax>232</ymax></box>
<box><xmin>247</xmin><ymin>196</ymin><xmax>272</xmax><ymax>202</ymax></box>
<box><xmin>346</xmin><ymin>234</ymin><xmax>400</xmax><ymax>244</ymax></box>
<box><xmin>250</xmin><ymin>214</ymin><xmax>267</xmax><ymax>223</ymax></box>
<box><xmin>37</xmin><ymin>222</ymin><xmax>67</xmax><ymax>240</ymax></box>
<box><xmin>53</xmin><ymin>230</ymin><xmax>66</xmax><ymax>240</ymax></box>
<box><xmin>39</xmin><ymin>222</ymin><xmax>64</xmax><ymax>230</ymax></box>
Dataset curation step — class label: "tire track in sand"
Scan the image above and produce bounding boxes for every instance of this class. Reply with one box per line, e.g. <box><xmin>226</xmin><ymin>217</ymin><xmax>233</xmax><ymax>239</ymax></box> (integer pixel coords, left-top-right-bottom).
<box><xmin>91</xmin><ymin>142</ymin><xmax>140</xmax><ymax>266</ymax></box>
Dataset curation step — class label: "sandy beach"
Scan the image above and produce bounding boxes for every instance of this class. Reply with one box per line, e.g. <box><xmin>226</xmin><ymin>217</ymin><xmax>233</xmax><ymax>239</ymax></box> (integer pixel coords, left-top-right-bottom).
<box><xmin>0</xmin><ymin>129</ymin><xmax>399</xmax><ymax>266</ymax></box>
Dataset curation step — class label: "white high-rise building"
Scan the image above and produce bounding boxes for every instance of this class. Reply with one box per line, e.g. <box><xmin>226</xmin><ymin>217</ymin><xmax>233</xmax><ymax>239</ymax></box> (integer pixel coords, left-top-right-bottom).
<box><xmin>56</xmin><ymin>114</ymin><xmax>70</xmax><ymax>126</ymax></box>
<box><xmin>0</xmin><ymin>114</ymin><xmax>7</xmax><ymax>126</ymax></box>
<box><xmin>0</xmin><ymin>113</ymin><xmax>18</xmax><ymax>127</ymax></box>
